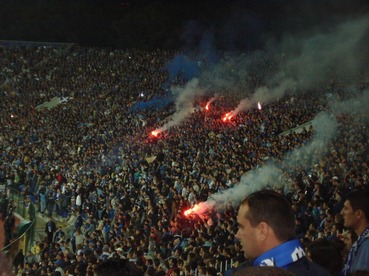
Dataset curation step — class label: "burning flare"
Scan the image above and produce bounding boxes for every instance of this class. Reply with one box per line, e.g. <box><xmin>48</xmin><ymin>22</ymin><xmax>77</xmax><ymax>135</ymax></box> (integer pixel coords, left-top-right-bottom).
<box><xmin>151</xmin><ymin>130</ymin><xmax>159</xmax><ymax>137</ymax></box>
<box><xmin>222</xmin><ymin>112</ymin><xmax>234</xmax><ymax>122</ymax></box>
<box><xmin>184</xmin><ymin>205</ymin><xmax>201</xmax><ymax>216</ymax></box>
<box><xmin>258</xmin><ymin>102</ymin><xmax>262</xmax><ymax>110</ymax></box>
<box><xmin>205</xmin><ymin>94</ymin><xmax>218</xmax><ymax>111</ymax></box>
<box><xmin>205</xmin><ymin>102</ymin><xmax>211</xmax><ymax>111</ymax></box>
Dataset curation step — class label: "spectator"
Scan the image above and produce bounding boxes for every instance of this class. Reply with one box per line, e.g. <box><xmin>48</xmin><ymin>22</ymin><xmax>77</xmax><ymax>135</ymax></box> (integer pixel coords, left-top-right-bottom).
<box><xmin>306</xmin><ymin>238</ymin><xmax>344</xmax><ymax>275</ymax></box>
<box><xmin>24</xmin><ymin>250</ymin><xmax>36</xmax><ymax>265</ymax></box>
<box><xmin>93</xmin><ymin>258</ymin><xmax>143</xmax><ymax>276</ymax></box>
<box><xmin>341</xmin><ymin>189</ymin><xmax>369</xmax><ymax>275</ymax></box>
<box><xmin>45</xmin><ymin>216</ymin><xmax>57</xmax><ymax>244</ymax></box>
<box><xmin>232</xmin><ymin>190</ymin><xmax>329</xmax><ymax>275</ymax></box>
<box><xmin>0</xmin><ymin>45</ymin><xmax>368</xmax><ymax>275</ymax></box>
<box><xmin>54</xmin><ymin>226</ymin><xmax>66</xmax><ymax>243</ymax></box>
<box><xmin>232</xmin><ymin>266</ymin><xmax>295</xmax><ymax>276</ymax></box>
<box><xmin>13</xmin><ymin>249</ymin><xmax>24</xmax><ymax>274</ymax></box>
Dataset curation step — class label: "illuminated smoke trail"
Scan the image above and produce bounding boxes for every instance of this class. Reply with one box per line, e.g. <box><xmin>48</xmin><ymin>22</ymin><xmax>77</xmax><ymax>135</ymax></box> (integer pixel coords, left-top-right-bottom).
<box><xmin>252</xmin><ymin>78</ymin><xmax>298</xmax><ymax>105</ymax></box>
<box><xmin>152</xmin><ymin>17</ymin><xmax>369</xmax><ymax>215</ymax></box>
<box><xmin>205</xmin><ymin>94</ymin><xmax>219</xmax><ymax>110</ymax></box>
<box><xmin>156</xmin><ymin>17</ymin><xmax>368</xmax><ymax>131</ymax></box>
<box><xmin>187</xmin><ymin>111</ymin><xmax>338</xmax><ymax>215</ymax></box>
<box><xmin>222</xmin><ymin>99</ymin><xmax>261</xmax><ymax>121</ymax></box>
<box><xmin>187</xmin><ymin>88</ymin><xmax>369</xmax><ymax>215</ymax></box>
<box><xmin>153</xmin><ymin>78</ymin><xmax>206</xmax><ymax>135</ymax></box>
<box><xmin>222</xmin><ymin>98</ymin><xmax>252</xmax><ymax>121</ymax></box>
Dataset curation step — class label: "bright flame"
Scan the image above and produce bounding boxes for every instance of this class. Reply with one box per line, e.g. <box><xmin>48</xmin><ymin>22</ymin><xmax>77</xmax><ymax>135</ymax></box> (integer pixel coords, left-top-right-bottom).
<box><xmin>258</xmin><ymin>102</ymin><xmax>262</xmax><ymax>110</ymax></box>
<box><xmin>205</xmin><ymin>95</ymin><xmax>218</xmax><ymax>112</ymax></box>
<box><xmin>222</xmin><ymin>113</ymin><xmax>229</xmax><ymax>121</ymax></box>
<box><xmin>184</xmin><ymin>205</ymin><xmax>200</xmax><ymax>216</ymax></box>
<box><xmin>222</xmin><ymin>112</ymin><xmax>234</xmax><ymax>122</ymax></box>
<box><xmin>205</xmin><ymin>102</ymin><xmax>211</xmax><ymax>111</ymax></box>
<box><xmin>151</xmin><ymin>131</ymin><xmax>158</xmax><ymax>137</ymax></box>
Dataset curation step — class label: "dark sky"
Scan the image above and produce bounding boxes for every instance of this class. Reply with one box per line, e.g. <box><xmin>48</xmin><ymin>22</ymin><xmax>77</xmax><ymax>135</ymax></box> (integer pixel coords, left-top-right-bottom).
<box><xmin>0</xmin><ymin>0</ymin><xmax>368</xmax><ymax>50</ymax></box>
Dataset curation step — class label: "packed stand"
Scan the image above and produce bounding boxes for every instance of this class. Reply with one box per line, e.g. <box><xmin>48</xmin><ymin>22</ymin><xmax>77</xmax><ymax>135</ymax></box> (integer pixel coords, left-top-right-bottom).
<box><xmin>0</xmin><ymin>44</ymin><xmax>368</xmax><ymax>275</ymax></box>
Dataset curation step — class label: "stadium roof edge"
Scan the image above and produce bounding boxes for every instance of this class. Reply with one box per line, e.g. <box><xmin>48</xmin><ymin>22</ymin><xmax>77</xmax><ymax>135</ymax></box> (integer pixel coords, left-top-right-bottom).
<box><xmin>0</xmin><ymin>40</ymin><xmax>75</xmax><ymax>48</ymax></box>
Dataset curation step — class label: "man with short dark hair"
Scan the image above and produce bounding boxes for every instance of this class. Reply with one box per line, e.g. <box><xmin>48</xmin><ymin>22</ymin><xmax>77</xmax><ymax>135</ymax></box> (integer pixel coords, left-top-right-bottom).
<box><xmin>93</xmin><ymin>258</ymin><xmax>143</xmax><ymax>276</ymax></box>
<box><xmin>54</xmin><ymin>225</ymin><xmax>65</xmax><ymax>242</ymax></box>
<box><xmin>232</xmin><ymin>189</ymin><xmax>329</xmax><ymax>275</ymax></box>
<box><xmin>45</xmin><ymin>216</ymin><xmax>56</xmax><ymax>244</ymax></box>
<box><xmin>341</xmin><ymin>189</ymin><xmax>369</xmax><ymax>275</ymax></box>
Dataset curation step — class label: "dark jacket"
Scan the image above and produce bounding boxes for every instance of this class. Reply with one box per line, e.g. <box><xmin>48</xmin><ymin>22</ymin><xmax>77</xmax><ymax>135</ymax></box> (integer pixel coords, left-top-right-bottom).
<box><xmin>287</xmin><ymin>256</ymin><xmax>331</xmax><ymax>276</ymax></box>
<box><xmin>229</xmin><ymin>257</ymin><xmax>330</xmax><ymax>276</ymax></box>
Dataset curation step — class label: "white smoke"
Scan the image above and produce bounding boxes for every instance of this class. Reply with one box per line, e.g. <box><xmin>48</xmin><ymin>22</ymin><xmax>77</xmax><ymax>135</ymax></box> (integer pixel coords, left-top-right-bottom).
<box><xmin>155</xmin><ymin>78</ymin><xmax>206</xmax><ymax>133</ymax></box>
<box><xmin>194</xmin><ymin>86</ymin><xmax>369</xmax><ymax>214</ymax></box>
<box><xmin>161</xmin><ymin>17</ymin><xmax>368</xmax><ymax>129</ymax></box>
<box><xmin>219</xmin><ymin>16</ymin><xmax>369</xmax><ymax>115</ymax></box>
<box><xmin>206</xmin><ymin>93</ymin><xmax>219</xmax><ymax>108</ymax></box>
<box><xmin>329</xmin><ymin>89</ymin><xmax>369</xmax><ymax>117</ymax></box>
<box><xmin>193</xmin><ymin>112</ymin><xmax>338</xmax><ymax>214</ymax></box>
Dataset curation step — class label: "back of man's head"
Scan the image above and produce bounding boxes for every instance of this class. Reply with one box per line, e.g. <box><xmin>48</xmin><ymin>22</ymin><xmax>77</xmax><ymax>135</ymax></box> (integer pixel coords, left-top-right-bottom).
<box><xmin>93</xmin><ymin>259</ymin><xmax>143</xmax><ymax>276</ymax></box>
<box><xmin>233</xmin><ymin>266</ymin><xmax>294</xmax><ymax>276</ymax></box>
<box><xmin>242</xmin><ymin>189</ymin><xmax>295</xmax><ymax>242</ymax></box>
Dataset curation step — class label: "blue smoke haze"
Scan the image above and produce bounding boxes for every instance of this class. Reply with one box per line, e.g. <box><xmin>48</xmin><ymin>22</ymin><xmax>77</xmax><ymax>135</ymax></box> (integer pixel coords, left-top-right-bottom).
<box><xmin>166</xmin><ymin>54</ymin><xmax>201</xmax><ymax>82</ymax></box>
<box><xmin>129</xmin><ymin>94</ymin><xmax>174</xmax><ymax>114</ymax></box>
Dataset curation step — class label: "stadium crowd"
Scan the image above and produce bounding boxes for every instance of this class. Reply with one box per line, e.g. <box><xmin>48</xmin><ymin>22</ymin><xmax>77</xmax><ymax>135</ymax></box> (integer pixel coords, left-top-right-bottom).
<box><xmin>0</xmin><ymin>44</ymin><xmax>368</xmax><ymax>275</ymax></box>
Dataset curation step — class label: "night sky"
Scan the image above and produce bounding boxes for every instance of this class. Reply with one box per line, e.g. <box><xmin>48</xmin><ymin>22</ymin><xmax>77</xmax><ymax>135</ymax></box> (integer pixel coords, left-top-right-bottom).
<box><xmin>0</xmin><ymin>0</ymin><xmax>368</xmax><ymax>50</ymax></box>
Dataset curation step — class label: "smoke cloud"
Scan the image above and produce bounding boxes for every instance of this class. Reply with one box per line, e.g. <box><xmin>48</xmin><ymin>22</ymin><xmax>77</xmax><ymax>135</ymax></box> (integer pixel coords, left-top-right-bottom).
<box><xmin>196</xmin><ymin>111</ymin><xmax>337</xmax><ymax>212</ymax></box>
<box><xmin>275</xmin><ymin>16</ymin><xmax>369</xmax><ymax>90</ymax></box>
<box><xmin>205</xmin><ymin>16</ymin><xmax>369</xmax><ymax>114</ymax></box>
<box><xmin>329</xmin><ymin>89</ymin><xmax>369</xmax><ymax>117</ymax></box>
<box><xmin>155</xmin><ymin>78</ymin><xmax>206</xmax><ymax>133</ymax></box>
<box><xmin>195</xmin><ymin>86</ymin><xmax>369</xmax><ymax>214</ymax></box>
<box><xmin>155</xmin><ymin>15</ymin><xmax>368</xmax><ymax>155</ymax></box>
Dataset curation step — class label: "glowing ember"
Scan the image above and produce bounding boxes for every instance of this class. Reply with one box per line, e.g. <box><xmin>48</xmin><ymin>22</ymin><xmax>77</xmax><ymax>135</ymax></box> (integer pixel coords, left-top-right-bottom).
<box><xmin>258</xmin><ymin>102</ymin><xmax>262</xmax><ymax>110</ymax></box>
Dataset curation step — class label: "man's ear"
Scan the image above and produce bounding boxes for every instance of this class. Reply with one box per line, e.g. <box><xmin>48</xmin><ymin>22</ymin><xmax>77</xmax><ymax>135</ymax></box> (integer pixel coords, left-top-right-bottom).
<box><xmin>355</xmin><ymin>209</ymin><xmax>365</xmax><ymax>220</ymax></box>
<box><xmin>257</xmin><ymin>221</ymin><xmax>270</xmax><ymax>241</ymax></box>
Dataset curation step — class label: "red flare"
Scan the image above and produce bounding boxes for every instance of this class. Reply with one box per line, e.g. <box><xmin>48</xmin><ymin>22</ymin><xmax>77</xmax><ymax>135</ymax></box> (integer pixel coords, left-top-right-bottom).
<box><xmin>184</xmin><ymin>205</ymin><xmax>200</xmax><ymax>216</ymax></box>
<box><xmin>222</xmin><ymin>112</ymin><xmax>234</xmax><ymax>122</ymax></box>
<box><xmin>205</xmin><ymin>102</ymin><xmax>210</xmax><ymax>111</ymax></box>
<box><xmin>222</xmin><ymin>113</ymin><xmax>229</xmax><ymax>122</ymax></box>
<box><xmin>151</xmin><ymin>131</ymin><xmax>158</xmax><ymax>137</ymax></box>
